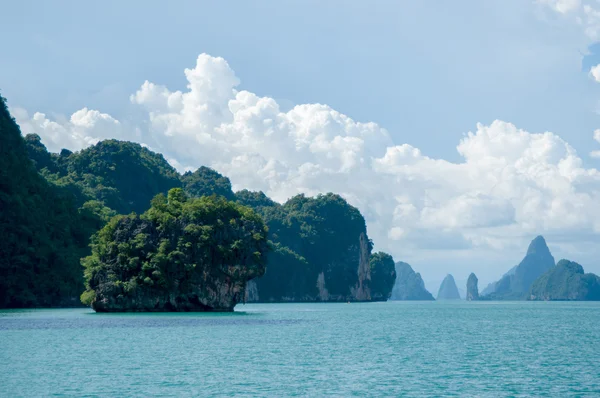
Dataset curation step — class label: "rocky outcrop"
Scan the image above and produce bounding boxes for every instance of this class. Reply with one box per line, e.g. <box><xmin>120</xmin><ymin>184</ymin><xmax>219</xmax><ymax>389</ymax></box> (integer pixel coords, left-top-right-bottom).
<box><xmin>82</xmin><ymin>189</ymin><xmax>269</xmax><ymax>312</ymax></box>
<box><xmin>466</xmin><ymin>273</ymin><xmax>479</xmax><ymax>301</ymax></box>
<box><xmin>529</xmin><ymin>260</ymin><xmax>600</xmax><ymax>301</ymax></box>
<box><xmin>485</xmin><ymin>236</ymin><xmax>555</xmax><ymax>300</ymax></box>
<box><xmin>351</xmin><ymin>232</ymin><xmax>372</xmax><ymax>301</ymax></box>
<box><xmin>390</xmin><ymin>262</ymin><xmax>435</xmax><ymax>300</ymax></box>
<box><xmin>316</xmin><ymin>272</ymin><xmax>330</xmax><ymax>301</ymax></box>
<box><xmin>437</xmin><ymin>274</ymin><xmax>461</xmax><ymax>300</ymax></box>
<box><xmin>244</xmin><ymin>280</ymin><xmax>260</xmax><ymax>303</ymax></box>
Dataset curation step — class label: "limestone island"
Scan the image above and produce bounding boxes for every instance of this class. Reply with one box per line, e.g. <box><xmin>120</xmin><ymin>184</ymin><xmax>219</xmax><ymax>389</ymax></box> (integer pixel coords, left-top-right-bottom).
<box><xmin>81</xmin><ymin>188</ymin><xmax>269</xmax><ymax>312</ymax></box>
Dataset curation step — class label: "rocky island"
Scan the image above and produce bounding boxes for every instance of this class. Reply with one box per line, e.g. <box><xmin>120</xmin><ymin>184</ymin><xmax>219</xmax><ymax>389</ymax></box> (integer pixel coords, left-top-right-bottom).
<box><xmin>529</xmin><ymin>260</ymin><xmax>600</xmax><ymax>301</ymax></box>
<box><xmin>483</xmin><ymin>236</ymin><xmax>555</xmax><ymax>300</ymax></box>
<box><xmin>81</xmin><ymin>188</ymin><xmax>269</xmax><ymax>312</ymax></box>
<box><xmin>466</xmin><ymin>273</ymin><xmax>479</xmax><ymax>301</ymax></box>
<box><xmin>390</xmin><ymin>262</ymin><xmax>435</xmax><ymax>300</ymax></box>
<box><xmin>437</xmin><ymin>274</ymin><xmax>461</xmax><ymax>300</ymax></box>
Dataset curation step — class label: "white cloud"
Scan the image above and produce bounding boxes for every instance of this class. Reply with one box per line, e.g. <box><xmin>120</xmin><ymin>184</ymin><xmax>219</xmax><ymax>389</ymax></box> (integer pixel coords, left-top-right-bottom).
<box><xmin>537</xmin><ymin>0</ymin><xmax>581</xmax><ymax>14</ymax></box>
<box><xmin>537</xmin><ymin>0</ymin><xmax>600</xmax><ymax>38</ymax></box>
<box><xmin>13</xmin><ymin>54</ymin><xmax>600</xmax><ymax>276</ymax></box>
<box><xmin>590</xmin><ymin>64</ymin><xmax>600</xmax><ymax>82</ymax></box>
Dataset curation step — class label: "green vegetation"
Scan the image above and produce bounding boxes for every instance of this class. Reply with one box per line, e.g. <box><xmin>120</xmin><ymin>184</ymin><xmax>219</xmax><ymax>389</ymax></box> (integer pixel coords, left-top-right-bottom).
<box><xmin>390</xmin><ymin>262</ymin><xmax>435</xmax><ymax>300</ymax></box>
<box><xmin>24</xmin><ymin>136</ymin><xmax>182</xmax><ymax>214</ymax></box>
<box><xmin>4</xmin><ymin>91</ymin><xmax>387</xmax><ymax>308</ymax></box>
<box><xmin>0</xmin><ymin>95</ymin><xmax>98</xmax><ymax>308</ymax></box>
<box><xmin>182</xmin><ymin>166</ymin><xmax>235</xmax><ymax>200</ymax></box>
<box><xmin>528</xmin><ymin>260</ymin><xmax>600</xmax><ymax>301</ymax></box>
<box><xmin>369</xmin><ymin>252</ymin><xmax>397</xmax><ymax>301</ymax></box>
<box><xmin>81</xmin><ymin>188</ymin><xmax>269</xmax><ymax>311</ymax></box>
<box><xmin>241</xmin><ymin>192</ymin><xmax>375</xmax><ymax>302</ymax></box>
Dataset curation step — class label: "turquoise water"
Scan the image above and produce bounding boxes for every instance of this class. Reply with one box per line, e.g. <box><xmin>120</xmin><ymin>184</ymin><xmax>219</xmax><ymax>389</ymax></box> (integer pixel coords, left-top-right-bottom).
<box><xmin>1</xmin><ymin>301</ymin><xmax>599</xmax><ymax>397</ymax></box>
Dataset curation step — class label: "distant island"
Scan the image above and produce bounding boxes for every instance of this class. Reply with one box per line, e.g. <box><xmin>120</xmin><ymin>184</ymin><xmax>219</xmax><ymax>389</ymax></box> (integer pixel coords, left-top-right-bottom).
<box><xmin>468</xmin><ymin>236</ymin><xmax>600</xmax><ymax>302</ymax></box>
<box><xmin>466</xmin><ymin>273</ymin><xmax>479</xmax><ymax>301</ymax></box>
<box><xmin>437</xmin><ymin>274</ymin><xmax>461</xmax><ymax>300</ymax></box>
<box><xmin>529</xmin><ymin>260</ymin><xmax>600</xmax><ymax>301</ymax></box>
<box><xmin>390</xmin><ymin>262</ymin><xmax>435</xmax><ymax>301</ymax></box>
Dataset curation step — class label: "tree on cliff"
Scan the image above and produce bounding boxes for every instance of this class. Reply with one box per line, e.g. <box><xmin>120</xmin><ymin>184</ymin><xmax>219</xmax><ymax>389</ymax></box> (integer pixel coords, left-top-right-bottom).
<box><xmin>369</xmin><ymin>252</ymin><xmax>397</xmax><ymax>301</ymax></box>
<box><xmin>81</xmin><ymin>188</ymin><xmax>269</xmax><ymax>312</ymax></box>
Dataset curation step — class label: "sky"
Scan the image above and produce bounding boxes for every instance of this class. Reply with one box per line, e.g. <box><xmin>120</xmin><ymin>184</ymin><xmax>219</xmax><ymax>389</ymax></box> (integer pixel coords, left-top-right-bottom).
<box><xmin>2</xmin><ymin>0</ymin><xmax>600</xmax><ymax>292</ymax></box>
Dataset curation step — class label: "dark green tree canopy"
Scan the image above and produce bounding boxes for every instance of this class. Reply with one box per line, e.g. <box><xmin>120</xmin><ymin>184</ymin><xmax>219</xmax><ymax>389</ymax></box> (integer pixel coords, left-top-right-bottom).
<box><xmin>82</xmin><ymin>188</ymin><xmax>269</xmax><ymax>311</ymax></box>
<box><xmin>369</xmin><ymin>252</ymin><xmax>397</xmax><ymax>301</ymax></box>
<box><xmin>24</xmin><ymin>138</ymin><xmax>182</xmax><ymax>215</ymax></box>
<box><xmin>182</xmin><ymin>166</ymin><xmax>235</xmax><ymax>200</ymax></box>
<box><xmin>0</xmin><ymin>95</ymin><xmax>94</xmax><ymax>308</ymax></box>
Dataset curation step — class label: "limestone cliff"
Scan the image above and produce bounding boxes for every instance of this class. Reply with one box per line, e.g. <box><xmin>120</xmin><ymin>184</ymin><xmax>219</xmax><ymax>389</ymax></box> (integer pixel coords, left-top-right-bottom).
<box><xmin>437</xmin><ymin>274</ymin><xmax>461</xmax><ymax>300</ymax></box>
<box><xmin>390</xmin><ymin>262</ymin><xmax>435</xmax><ymax>300</ymax></box>
<box><xmin>351</xmin><ymin>232</ymin><xmax>372</xmax><ymax>301</ymax></box>
<box><xmin>466</xmin><ymin>273</ymin><xmax>479</xmax><ymax>301</ymax></box>
<box><xmin>484</xmin><ymin>236</ymin><xmax>555</xmax><ymax>300</ymax></box>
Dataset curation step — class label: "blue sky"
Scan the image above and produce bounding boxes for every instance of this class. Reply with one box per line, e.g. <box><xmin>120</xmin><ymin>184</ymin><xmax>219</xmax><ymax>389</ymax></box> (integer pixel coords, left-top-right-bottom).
<box><xmin>2</xmin><ymin>0</ymin><xmax>597</xmax><ymax>160</ymax></box>
<box><xmin>3</xmin><ymin>0</ymin><xmax>600</xmax><ymax>291</ymax></box>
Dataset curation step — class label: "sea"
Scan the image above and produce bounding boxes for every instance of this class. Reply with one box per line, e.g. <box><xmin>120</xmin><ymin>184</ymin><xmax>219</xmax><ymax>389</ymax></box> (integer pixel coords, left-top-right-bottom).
<box><xmin>1</xmin><ymin>301</ymin><xmax>599</xmax><ymax>397</ymax></box>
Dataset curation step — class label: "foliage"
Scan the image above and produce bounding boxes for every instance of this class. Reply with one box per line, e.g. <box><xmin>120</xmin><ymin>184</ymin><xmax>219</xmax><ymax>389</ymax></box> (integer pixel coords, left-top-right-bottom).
<box><xmin>253</xmin><ymin>243</ymin><xmax>314</xmax><ymax>301</ymax></box>
<box><xmin>24</xmin><ymin>137</ymin><xmax>182</xmax><ymax>214</ymax></box>
<box><xmin>369</xmin><ymin>252</ymin><xmax>396</xmax><ymax>301</ymax></box>
<box><xmin>242</xmin><ymin>192</ymin><xmax>373</xmax><ymax>301</ymax></box>
<box><xmin>235</xmin><ymin>189</ymin><xmax>277</xmax><ymax>210</ymax></box>
<box><xmin>81</xmin><ymin>189</ymin><xmax>269</xmax><ymax>311</ymax></box>
<box><xmin>528</xmin><ymin>259</ymin><xmax>600</xmax><ymax>301</ymax></box>
<box><xmin>0</xmin><ymin>95</ymin><xmax>97</xmax><ymax>308</ymax></box>
<box><xmin>182</xmin><ymin>166</ymin><xmax>235</xmax><ymax>200</ymax></box>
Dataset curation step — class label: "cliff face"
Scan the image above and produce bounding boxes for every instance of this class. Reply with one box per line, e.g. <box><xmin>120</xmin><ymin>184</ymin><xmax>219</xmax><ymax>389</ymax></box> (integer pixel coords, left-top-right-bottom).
<box><xmin>485</xmin><ymin>236</ymin><xmax>555</xmax><ymax>300</ymax></box>
<box><xmin>466</xmin><ymin>273</ymin><xmax>479</xmax><ymax>301</ymax></box>
<box><xmin>437</xmin><ymin>274</ymin><xmax>461</xmax><ymax>300</ymax></box>
<box><xmin>529</xmin><ymin>260</ymin><xmax>600</xmax><ymax>301</ymax></box>
<box><xmin>390</xmin><ymin>262</ymin><xmax>435</xmax><ymax>300</ymax></box>
<box><xmin>351</xmin><ymin>232</ymin><xmax>372</xmax><ymax>301</ymax></box>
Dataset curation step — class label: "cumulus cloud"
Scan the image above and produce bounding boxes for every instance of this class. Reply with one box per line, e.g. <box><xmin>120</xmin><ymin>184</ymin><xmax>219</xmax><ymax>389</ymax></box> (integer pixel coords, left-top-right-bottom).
<box><xmin>537</xmin><ymin>0</ymin><xmax>600</xmax><ymax>38</ymax></box>
<box><xmin>590</xmin><ymin>64</ymin><xmax>600</xmax><ymax>82</ymax></box>
<box><xmin>13</xmin><ymin>54</ymin><xmax>600</xmax><ymax>267</ymax></box>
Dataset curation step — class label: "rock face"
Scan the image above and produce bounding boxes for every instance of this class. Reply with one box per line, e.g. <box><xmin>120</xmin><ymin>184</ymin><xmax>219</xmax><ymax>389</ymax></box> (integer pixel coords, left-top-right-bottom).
<box><xmin>485</xmin><ymin>236</ymin><xmax>555</xmax><ymax>300</ymax></box>
<box><xmin>466</xmin><ymin>273</ymin><xmax>479</xmax><ymax>301</ymax></box>
<box><xmin>437</xmin><ymin>274</ymin><xmax>461</xmax><ymax>300</ymax></box>
<box><xmin>82</xmin><ymin>189</ymin><xmax>269</xmax><ymax>312</ymax></box>
<box><xmin>529</xmin><ymin>260</ymin><xmax>600</xmax><ymax>301</ymax></box>
<box><xmin>351</xmin><ymin>233</ymin><xmax>372</xmax><ymax>301</ymax></box>
<box><xmin>390</xmin><ymin>262</ymin><xmax>435</xmax><ymax>300</ymax></box>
